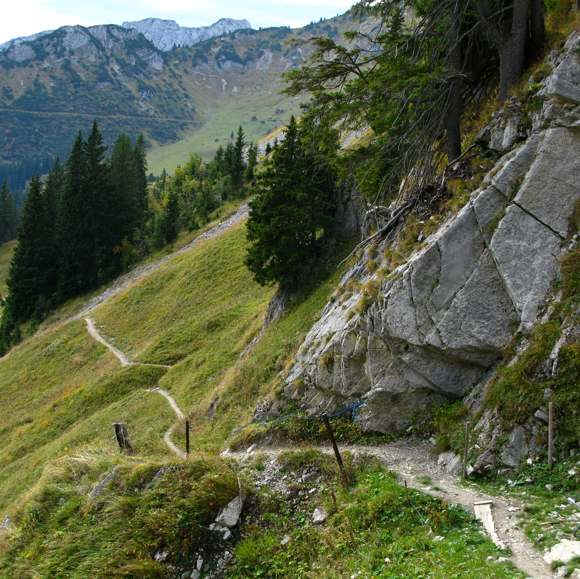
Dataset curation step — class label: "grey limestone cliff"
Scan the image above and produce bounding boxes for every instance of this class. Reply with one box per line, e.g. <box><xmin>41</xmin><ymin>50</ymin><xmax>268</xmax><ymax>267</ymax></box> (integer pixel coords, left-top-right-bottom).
<box><xmin>279</xmin><ymin>33</ymin><xmax>579</xmax><ymax>460</ymax></box>
<box><xmin>122</xmin><ymin>18</ymin><xmax>251</xmax><ymax>51</ymax></box>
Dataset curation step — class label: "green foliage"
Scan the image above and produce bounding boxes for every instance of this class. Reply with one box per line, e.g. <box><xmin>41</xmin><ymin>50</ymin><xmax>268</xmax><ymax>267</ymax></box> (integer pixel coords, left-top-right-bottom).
<box><xmin>231</xmin><ymin>461</ymin><xmax>521</xmax><ymax>577</ymax></box>
<box><xmin>485</xmin><ymin>321</ymin><xmax>560</xmax><ymax>425</ymax></box>
<box><xmin>230</xmin><ymin>412</ymin><xmax>396</xmax><ymax>450</ymax></box>
<box><xmin>245</xmin><ymin>115</ymin><xmax>340</xmax><ymax>291</ymax></box>
<box><xmin>432</xmin><ymin>401</ymin><xmax>469</xmax><ymax>455</ymax></box>
<box><xmin>485</xmin><ymin>305</ymin><xmax>579</xmax><ymax>451</ymax></box>
<box><xmin>560</xmin><ymin>249</ymin><xmax>579</xmax><ymax>301</ymax></box>
<box><xmin>0</xmin><ymin>454</ymin><xmax>238</xmax><ymax>576</ymax></box>
<box><xmin>0</xmin><ymin>181</ymin><xmax>17</xmax><ymax>244</ymax></box>
<box><xmin>470</xmin><ymin>457</ymin><xmax>579</xmax><ymax>551</ymax></box>
<box><xmin>0</xmin><ymin>123</ymin><xmax>153</xmax><ymax>354</ymax></box>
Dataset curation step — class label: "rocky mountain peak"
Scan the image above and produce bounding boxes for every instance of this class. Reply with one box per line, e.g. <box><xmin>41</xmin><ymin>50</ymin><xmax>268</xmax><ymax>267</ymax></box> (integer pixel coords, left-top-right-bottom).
<box><xmin>121</xmin><ymin>17</ymin><xmax>252</xmax><ymax>51</ymax></box>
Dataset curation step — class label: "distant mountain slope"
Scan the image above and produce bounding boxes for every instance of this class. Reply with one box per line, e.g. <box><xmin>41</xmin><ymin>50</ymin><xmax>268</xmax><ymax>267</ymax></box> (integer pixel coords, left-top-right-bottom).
<box><xmin>122</xmin><ymin>17</ymin><xmax>252</xmax><ymax>51</ymax></box>
<box><xmin>0</xmin><ymin>12</ymin><xmax>364</xmax><ymax>183</ymax></box>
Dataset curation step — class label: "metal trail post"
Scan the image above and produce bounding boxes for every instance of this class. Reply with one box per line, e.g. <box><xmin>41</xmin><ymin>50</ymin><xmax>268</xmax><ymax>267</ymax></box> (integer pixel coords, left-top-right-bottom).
<box><xmin>322</xmin><ymin>414</ymin><xmax>349</xmax><ymax>488</ymax></box>
<box><xmin>463</xmin><ymin>423</ymin><xmax>469</xmax><ymax>478</ymax></box>
<box><xmin>545</xmin><ymin>388</ymin><xmax>555</xmax><ymax>469</ymax></box>
<box><xmin>185</xmin><ymin>419</ymin><xmax>190</xmax><ymax>457</ymax></box>
<box><xmin>548</xmin><ymin>401</ymin><xmax>555</xmax><ymax>469</ymax></box>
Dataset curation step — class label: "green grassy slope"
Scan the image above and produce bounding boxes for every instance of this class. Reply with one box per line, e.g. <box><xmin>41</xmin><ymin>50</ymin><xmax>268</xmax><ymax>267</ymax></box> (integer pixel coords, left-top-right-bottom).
<box><xmin>147</xmin><ymin>87</ymin><xmax>302</xmax><ymax>174</ymax></box>
<box><xmin>0</xmin><ymin>222</ymin><xmax>268</xmax><ymax>513</ymax></box>
<box><xmin>0</xmin><ymin>240</ymin><xmax>15</xmax><ymax>297</ymax></box>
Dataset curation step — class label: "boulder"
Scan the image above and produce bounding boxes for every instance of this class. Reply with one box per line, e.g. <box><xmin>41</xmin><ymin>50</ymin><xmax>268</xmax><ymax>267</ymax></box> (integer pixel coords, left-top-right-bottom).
<box><xmin>540</xmin><ymin>32</ymin><xmax>580</xmax><ymax>105</ymax></box>
<box><xmin>312</xmin><ymin>507</ymin><xmax>327</xmax><ymax>524</ymax></box>
<box><xmin>543</xmin><ymin>539</ymin><xmax>580</xmax><ymax>565</ymax></box>
<box><xmin>437</xmin><ymin>452</ymin><xmax>463</xmax><ymax>476</ymax></box>
<box><xmin>276</xmin><ymin>30</ymin><xmax>579</xmax><ymax>439</ymax></box>
<box><xmin>215</xmin><ymin>495</ymin><xmax>244</xmax><ymax>528</ymax></box>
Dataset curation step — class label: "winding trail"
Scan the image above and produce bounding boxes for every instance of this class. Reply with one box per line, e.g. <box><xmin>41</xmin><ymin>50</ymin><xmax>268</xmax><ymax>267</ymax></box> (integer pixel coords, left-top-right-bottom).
<box><xmin>42</xmin><ymin>200</ymin><xmax>550</xmax><ymax>576</ymax></box>
<box><xmin>77</xmin><ymin>206</ymin><xmax>250</xmax><ymax>459</ymax></box>
<box><xmin>84</xmin><ymin>316</ymin><xmax>187</xmax><ymax>459</ymax></box>
<box><xmin>226</xmin><ymin>442</ymin><xmax>553</xmax><ymax>578</ymax></box>
<box><xmin>84</xmin><ymin>318</ymin><xmax>170</xmax><ymax>369</ymax></box>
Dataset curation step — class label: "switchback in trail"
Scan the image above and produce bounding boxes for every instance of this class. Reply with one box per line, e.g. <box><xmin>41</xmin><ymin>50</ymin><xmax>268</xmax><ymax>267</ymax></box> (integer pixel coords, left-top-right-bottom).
<box><xmin>83</xmin><ymin>317</ymin><xmax>186</xmax><ymax>459</ymax></box>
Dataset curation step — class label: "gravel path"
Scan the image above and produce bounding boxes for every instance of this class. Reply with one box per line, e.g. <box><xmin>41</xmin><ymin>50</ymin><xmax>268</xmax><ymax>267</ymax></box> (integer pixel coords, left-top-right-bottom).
<box><xmin>226</xmin><ymin>441</ymin><xmax>553</xmax><ymax>578</ymax></box>
<box><xmin>83</xmin><ymin>318</ymin><xmax>187</xmax><ymax>459</ymax></box>
<box><xmin>74</xmin><ymin>203</ymin><xmax>249</xmax><ymax>320</ymax></box>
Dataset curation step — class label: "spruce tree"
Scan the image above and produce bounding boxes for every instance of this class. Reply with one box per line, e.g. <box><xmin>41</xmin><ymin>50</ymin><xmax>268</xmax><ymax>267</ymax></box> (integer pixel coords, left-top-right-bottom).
<box><xmin>231</xmin><ymin>126</ymin><xmax>246</xmax><ymax>196</ymax></box>
<box><xmin>59</xmin><ymin>131</ymin><xmax>88</xmax><ymax>299</ymax></box>
<box><xmin>110</xmin><ymin>134</ymin><xmax>137</xmax><ymax>247</ymax></box>
<box><xmin>159</xmin><ymin>189</ymin><xmax>179</xmax><ymax>245</ymax></box>
<box><xmin>246</xmin><ymin>143</ymin><xmax>258</xmax><ymax>183</ymax></box>
<box><xmin>42</xmin><ymin>161</ymin><xmax>64</xmax><ymax>300</ymax></box>
<box><xmin>5</xmin><ymin>176</ymin><xmax>55</xmax><ymax>322</ymax></box>
<box><xmin>85</xmin><ymin>121</ymin><xmax>113</xmax><ymax>284</ymax></box>
<box><xmin>0</xmin><ymin>181</ymin><xmax>17</xmax><ymax>243</ymax></box>
<box><xmin>246</xmin><ymin>116</ymin><xmax>339</xmax><ymax>291</ymax></box>
<box><xmin>133</xmin><ymin>134</ymin><xmax>148</xmax><ymax>233</ymax></box>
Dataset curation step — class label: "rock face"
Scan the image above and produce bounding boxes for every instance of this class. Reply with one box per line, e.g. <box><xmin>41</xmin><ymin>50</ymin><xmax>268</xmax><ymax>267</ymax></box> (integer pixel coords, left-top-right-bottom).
<box><xmin>122</xmin><ymin>18</ymin><xmax>251</xmax><ymax>51</ymax></box>
<box><xmin>283</xmin><ymin>32</ymin><xmax>579</xmax><ymax>442</ymax></box>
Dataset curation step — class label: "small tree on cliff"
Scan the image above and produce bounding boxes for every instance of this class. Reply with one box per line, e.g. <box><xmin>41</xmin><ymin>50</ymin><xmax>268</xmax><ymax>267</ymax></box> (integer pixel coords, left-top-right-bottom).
<box><xmin>245</xmin><ymin>115</ymin><xmax>339</xmax><ymax>292</ymax></box>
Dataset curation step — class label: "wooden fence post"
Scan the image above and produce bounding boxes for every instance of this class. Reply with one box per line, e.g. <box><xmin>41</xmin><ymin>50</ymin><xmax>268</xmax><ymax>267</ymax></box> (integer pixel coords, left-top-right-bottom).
<box><xmin>322</xmin><ymin>414</ymin><xmax>349</xmax><ymax>488</ymax></box>
<box><xmin>113</xmin><ymin>423</ymin><xmax>134</xmax><ymax>455</ymax></box>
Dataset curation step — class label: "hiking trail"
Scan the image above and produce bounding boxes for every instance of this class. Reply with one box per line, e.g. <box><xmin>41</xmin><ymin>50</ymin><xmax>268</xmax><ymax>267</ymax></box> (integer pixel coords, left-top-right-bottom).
<box><xmin>225</xmin><ymin>442</ymin><xmax>554</xmax><ymax>578</ymax></box>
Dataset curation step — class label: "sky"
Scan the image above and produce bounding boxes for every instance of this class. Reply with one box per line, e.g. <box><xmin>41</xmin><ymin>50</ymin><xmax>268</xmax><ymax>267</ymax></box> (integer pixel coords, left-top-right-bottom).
<box><xmin>0</xmin><ymin>0</ymin><xmax>355</xmax><ymax>45</ymax></box>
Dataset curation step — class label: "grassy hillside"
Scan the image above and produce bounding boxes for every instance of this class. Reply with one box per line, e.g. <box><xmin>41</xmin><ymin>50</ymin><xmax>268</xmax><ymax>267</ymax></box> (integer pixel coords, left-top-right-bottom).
<box><xmin>0</xmin><ymin>213</ymin><xmax>350</xmax><ymax>518</ymax></box>
<box><xmin>147</xmin><ymin>89</ymin><xmax>302</xmax><ymax>173</ymax></box>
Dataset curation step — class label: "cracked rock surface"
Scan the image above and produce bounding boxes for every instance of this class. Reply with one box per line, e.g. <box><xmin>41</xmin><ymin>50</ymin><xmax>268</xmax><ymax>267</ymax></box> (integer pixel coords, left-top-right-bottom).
<box><xmin>282</xmin><ymin>32</ymin><xmax>579</xmax><ymax>435</ymax></box>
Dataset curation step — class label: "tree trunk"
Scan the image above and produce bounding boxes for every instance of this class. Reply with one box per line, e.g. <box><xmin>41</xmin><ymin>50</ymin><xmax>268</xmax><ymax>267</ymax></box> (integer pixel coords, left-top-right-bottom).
<box><xmin>444</xmin><ymin>0</ymin><xmax>463</xmax><ymax>161</ymax></box>
<box><xmin>499</xmin><ymin>0</ymin><xmax>530</xmax><ymax>101</ymax></box>
<box><xmin>529</xmin><ymin>0</ymin><xmax>546</xmax><ymax>58</ymax></box>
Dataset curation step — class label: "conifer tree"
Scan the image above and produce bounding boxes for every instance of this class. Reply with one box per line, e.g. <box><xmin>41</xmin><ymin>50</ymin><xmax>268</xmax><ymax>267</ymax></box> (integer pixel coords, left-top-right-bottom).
<box><xmin>159</xmin><ymin>189</ymin><xmax>179</xmax><ymax>245</ymax></box>
<box><xmin>0</xmin><ymin>181</ymin><xmax>17</xmax><ymax>243</ymax></box>
<box><xmin>231</xmin><ymin>126</ymin><xmax>246</xmax><ymax>196</ymax></box>
<box><xmin>246</xmin><ymin>116</ymin><xmax>339</xmax><ymax>291</ymax></box>
<box><xmin>246</xmin><ymin>143</ymin><xmax>258</xmax><ymax>183</ymax></box>
<box><xmin>59</xmin><ymin>131</ymin><xmax>88</xmax><ymax>298</ymax></box>
<box><xmin>85</xmin><ymin>121</ymin><xmax>113</xmax><ymax>283</ymax></box>
<box><xmin>5</xmin><ymin>177</ymin><xmax>55</xmax><ymax>322</ymax></box>
<box><xmin>42</xmin><ymin>161</ymin><xmax>64</xmax><ymax>299</ymax></box>
<box><xmin>110</xmin><ymin>134</ymin><xmax>138</xmax><ymax>248</ymax></box>
<box><xmin>133</xmin><ymin>134</ymin><xmax>148</xmax><ymax>232</ymax></box>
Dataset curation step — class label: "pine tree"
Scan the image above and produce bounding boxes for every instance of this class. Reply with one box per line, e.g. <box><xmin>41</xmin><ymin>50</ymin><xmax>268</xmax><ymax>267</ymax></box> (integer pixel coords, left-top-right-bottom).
<box><xmin>246</xmin><ymin>116</ymin><xmax>339</xmax><ymax>291</ymax></box>
<box><xmin>5</xmin><ymin>177</ymin><xmax>55</xmax><ymax>322</ymax></box>
<box><xmin>42</xmin><ymin>161</ymin><xmax>64</xmax><ymax>300</ymax></box>
<box><xmin>231</xmin><ymin>126</ymin><xmax>246</xmax><ymax>196</ymax></box>
<box><xmin>85</xmin><ymin>121</ymin><xmax>113</xmax><ymax>284</ymax></box>
<box><xmin>246</xmin><ymin>143</ymin><xmax>258</xmax><ymax>183</ymax></box>
<box><xmin>59</xmin><ymin>131</ymin><xmax>88</xmax><ymax>299</ymax></box>
<box><xmin>110</xmin><ymin>134</ymin><xmax>137</xmax><ymax>246</ymax></box>
<box><xmin>0</xmin><ymin>181</ymin><xmax>17</xmax><ymax>243</ymax></box>
<box><xmin>133</xmin><ymin>134</ymin><xmax>148</xmax><ymax>233</ymax></box>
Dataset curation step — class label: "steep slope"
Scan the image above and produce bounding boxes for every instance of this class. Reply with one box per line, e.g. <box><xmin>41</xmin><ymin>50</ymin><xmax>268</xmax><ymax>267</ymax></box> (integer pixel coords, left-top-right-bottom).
<box><xmin>265</xmin><ymin>31</ymin><xmax>579</xmax><ymax>470</ymax></box>
<box><xmin>0</xmin><ymin>213</ymin><xmax>268</xmax><ymax>514</ymax></box>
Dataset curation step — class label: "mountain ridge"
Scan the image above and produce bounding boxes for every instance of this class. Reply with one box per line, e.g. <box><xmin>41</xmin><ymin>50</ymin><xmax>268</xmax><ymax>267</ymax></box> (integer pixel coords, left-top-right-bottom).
<box><xmin>121</xmin><ymin>17</ymin><xmax>252</xmax><ymax>51</ymax></box>
<box><xmin>0</xmin><ymin>11</ymin><xmax>358</xmax><ymax>186</ymax></box>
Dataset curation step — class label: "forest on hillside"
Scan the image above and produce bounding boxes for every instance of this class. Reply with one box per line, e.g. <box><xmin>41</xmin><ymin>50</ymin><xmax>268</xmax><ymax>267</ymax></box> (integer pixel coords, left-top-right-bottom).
<box><xmin>0</xmin><ymin>123</ymin><xmax>259</xmax><ymax>354</ymax></box>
